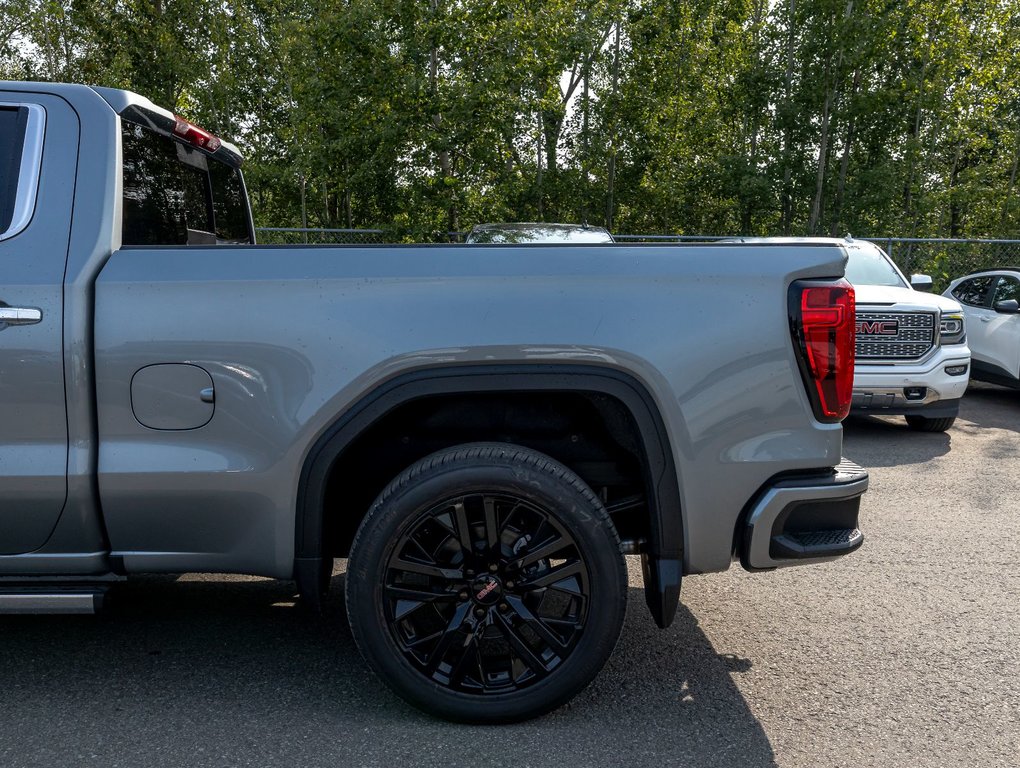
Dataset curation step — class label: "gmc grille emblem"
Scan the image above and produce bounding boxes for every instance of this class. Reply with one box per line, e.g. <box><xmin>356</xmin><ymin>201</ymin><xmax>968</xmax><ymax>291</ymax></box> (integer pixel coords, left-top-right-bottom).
<box><xmin>856</xmin><ymin>320</ymin><xmax>899</xmax><ymax>335</ymax></box>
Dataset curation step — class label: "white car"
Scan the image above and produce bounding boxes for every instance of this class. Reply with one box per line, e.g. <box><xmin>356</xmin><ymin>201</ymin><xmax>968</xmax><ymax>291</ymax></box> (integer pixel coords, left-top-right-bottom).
<box><xmin>845</xmin><ymin>239</ymin><xmax>970</xmax><ymax>432</ymax></box>
<box><xmin>943</xmin><ymin>269</ymin><xmax>1020</xmax><ymax>388</ymax></box>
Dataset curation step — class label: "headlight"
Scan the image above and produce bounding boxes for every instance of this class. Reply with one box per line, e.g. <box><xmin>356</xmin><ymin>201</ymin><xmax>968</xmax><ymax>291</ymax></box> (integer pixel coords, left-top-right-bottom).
<box><xmin>940</xmin><ymin>312</ymin><xmax>966</xmax><ymax>344</ymax></box>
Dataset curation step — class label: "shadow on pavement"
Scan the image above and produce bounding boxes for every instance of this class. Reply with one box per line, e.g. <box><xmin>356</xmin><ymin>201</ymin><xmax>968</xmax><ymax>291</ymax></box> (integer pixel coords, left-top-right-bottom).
<box><xmin>842</xmin><ymin>415</ymin><xmax>951</xmax><ymax>467</ymax></box>
<box><xmin>958</xmin><ymin>382</ymin><xmax>1020</xmax><ymax>431</ymax></box>
<box><xmin>0</xmin><ymin>577</ymin><xmax>776</xmax><ymax>768</ymax></box>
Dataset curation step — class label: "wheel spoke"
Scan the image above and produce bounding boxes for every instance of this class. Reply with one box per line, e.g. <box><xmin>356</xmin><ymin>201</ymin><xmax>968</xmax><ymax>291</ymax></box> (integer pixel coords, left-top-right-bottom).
<box><xmin>505</xmin><ymin>595</ymin><xmax>569</xmax><ymax>649</ymax></box>
<box><xmin>390</xmin><ymin>556</ymin><xmax>463</xmax><ymax>582</ymax></box>
<box><xmin>517</xmin><ymin>559</ymin><xmax>583</xmax><ymax>590</ymax></box>
<box><xmin>405</xmin><ymin>629</ymin><xmax>443</xmax><ymax>650</ymax></box>
<box><xmin>452</xmin><ymin>501</ymin><xmax>474</xmax><ymax>555</ymax></box>
<box><xmin>447</xmin><ymin>634</ymin><xmax>481</xmax><ymax>688</ymax></box>
<box><xmin>384</xmin><ymin>584</ymin><xmax>459</xmax><ymax>603</ymax></box>
<box><xmin>483</xmin><ymin>496</ymin><xmax>500</xmax><ymax>551</ymax></box>
<box><xmin>503</xmin><ymin>502</ymin><xmax>524</xmax><ymax>530</ymax></box>
<box><xmin>512</xmin><ymin>534</ymin><xmax>570</xmax><ymax>569</ymax></box>
<box><xmin>494</xmin><ymin>610</ymin><xmax>554</xmax><ymax>674</ymax></box>
<box><xmin>424</xmin><ymin>602</ymin><xmax>472</xmax><ymax>675</ymax></box>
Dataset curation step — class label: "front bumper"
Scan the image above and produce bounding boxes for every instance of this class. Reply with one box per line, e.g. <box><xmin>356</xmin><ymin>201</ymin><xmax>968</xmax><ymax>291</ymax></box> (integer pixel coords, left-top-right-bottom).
<box><xmin>740</xmin><ymin>459</ymin><xmax>868</xmax><ymax>571</ymax></box>
<box><xmin>852</xmin><ymin>348</ymin><xmax>969</xmax><ymax>416</ymax></box>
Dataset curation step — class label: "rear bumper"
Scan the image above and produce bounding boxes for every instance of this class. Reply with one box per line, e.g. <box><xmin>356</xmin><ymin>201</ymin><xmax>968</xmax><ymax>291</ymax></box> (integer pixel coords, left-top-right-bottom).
<box><xmin>740</xmin><ymin>459</ymin><xmax>868</xmax><ymax>571</ymax></box>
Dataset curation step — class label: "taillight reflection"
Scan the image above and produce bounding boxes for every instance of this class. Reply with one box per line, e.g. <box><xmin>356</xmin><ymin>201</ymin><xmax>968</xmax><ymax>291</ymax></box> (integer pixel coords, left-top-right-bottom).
<box><xmin>798</xmin><ymin>281</ymin><xmax>855</xmax><ymax>421</ymax></box>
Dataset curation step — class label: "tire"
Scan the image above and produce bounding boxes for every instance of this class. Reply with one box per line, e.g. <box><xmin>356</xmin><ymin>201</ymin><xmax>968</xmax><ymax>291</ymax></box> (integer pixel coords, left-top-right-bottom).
<box><xmin>345</xmin><ymin>442</ymin><xmax>627</xmax><ymax>723</ymax></box>
<box><xmin>905</xmin><ymin>415</ymin><xmax>956</xmax><ymax>432</ymax></box>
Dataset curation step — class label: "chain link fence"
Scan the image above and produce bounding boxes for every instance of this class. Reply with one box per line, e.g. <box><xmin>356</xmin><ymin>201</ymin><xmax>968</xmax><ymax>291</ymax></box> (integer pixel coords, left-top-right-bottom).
<box><xmin>254</xmin><ymin>228</ymin><xmax>1020</xmax><ymax>290</ymax></box>
<box><xmin>869</xmin><ymin>239</ymin><xmax>1020</xmax><ymax>289</ymax></box>
<box><xmin>255</xmin><ymin>227</ymin><xmax>389</xmax><ymax>245</ymax></box>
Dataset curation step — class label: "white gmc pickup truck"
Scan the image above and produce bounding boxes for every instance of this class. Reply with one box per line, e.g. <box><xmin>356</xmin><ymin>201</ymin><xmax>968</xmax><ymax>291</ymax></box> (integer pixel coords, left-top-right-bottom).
<box><xmin>845</xmin><ymin>238</ymin><xmax>970</xmax><ymax>432</ymax></box>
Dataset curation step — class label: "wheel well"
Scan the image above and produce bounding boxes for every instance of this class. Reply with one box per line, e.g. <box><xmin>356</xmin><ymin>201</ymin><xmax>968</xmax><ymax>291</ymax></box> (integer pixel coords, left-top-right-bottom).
<box><xmin>295</xmin><ymin>365</ymin><xmax>684</xmax><ymax>627</ymax></box>
<box><xmin>323</xmin><ymin>391</ymin><xmax>650</xmax><ymax>557</ymax></box>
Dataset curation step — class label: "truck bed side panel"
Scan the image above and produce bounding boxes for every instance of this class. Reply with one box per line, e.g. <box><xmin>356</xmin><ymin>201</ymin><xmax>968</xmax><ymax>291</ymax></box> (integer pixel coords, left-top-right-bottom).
<box><xmin>93</xmin><ymin>243</ymin><xmax>846</xmax><ymax>577</ymax></box>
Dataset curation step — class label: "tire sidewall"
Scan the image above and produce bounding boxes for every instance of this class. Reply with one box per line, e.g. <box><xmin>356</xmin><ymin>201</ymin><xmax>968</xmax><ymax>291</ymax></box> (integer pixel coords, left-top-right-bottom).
<box><xmin>346</xmin><ymin>454</ymin><xmax>626</xmax><ymax>723</ymax></box>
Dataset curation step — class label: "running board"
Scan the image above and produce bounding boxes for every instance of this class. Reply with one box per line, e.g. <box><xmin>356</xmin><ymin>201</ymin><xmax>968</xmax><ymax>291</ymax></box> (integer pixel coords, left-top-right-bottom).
<box><xmin>0</xmin><ymin>588</ymin><xmax>108</xmax><ymax>614</ymax></box>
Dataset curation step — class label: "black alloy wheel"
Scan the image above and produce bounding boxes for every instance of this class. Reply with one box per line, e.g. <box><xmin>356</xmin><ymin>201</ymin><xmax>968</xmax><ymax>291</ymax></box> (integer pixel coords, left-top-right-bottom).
<box><xmin>345</xmin><ymin>443</ymin><xmax>627</xmax><ymax>723</ymax></box>
<box><xmin>384</xmin><ymin>490</ymin><xmax>589</xmax><ymax>693</ymax></box>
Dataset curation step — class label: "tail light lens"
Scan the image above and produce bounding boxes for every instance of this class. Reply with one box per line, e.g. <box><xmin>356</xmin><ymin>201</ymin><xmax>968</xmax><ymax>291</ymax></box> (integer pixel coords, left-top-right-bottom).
<box><xmin>790</xmin><ymin>279</ymin><xmax>856</xmax><ymax>422</ymax></box>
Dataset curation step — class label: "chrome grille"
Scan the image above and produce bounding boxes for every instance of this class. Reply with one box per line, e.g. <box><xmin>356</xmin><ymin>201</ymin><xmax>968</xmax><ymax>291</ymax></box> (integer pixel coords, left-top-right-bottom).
<box><xmin>855</xmin><ymin>311</ymin><xmax>936</xmax><ymax>361</ymax></box>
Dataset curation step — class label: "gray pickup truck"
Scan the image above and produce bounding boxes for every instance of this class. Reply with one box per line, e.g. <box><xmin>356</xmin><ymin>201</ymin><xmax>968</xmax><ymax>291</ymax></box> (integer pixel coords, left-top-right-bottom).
<box><xmin>0</xmin><ymin>81</ymin><xmax>868</xmax><ymax>723</ymax></box>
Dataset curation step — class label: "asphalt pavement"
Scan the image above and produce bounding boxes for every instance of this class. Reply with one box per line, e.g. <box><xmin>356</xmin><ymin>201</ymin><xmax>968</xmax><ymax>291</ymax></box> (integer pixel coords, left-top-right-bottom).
<box><xmin>1</xmin><ymin>382</ymin><xmax>1018</xmax><ymax>767</ymax></box>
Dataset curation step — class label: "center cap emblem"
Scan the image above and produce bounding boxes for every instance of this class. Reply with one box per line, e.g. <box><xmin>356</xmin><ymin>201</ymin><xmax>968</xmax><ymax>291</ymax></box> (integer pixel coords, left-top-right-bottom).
<box><xmin>472</xmin><ymin>575</ymin><xmax>502</xmax><ymax>604</ymax></box>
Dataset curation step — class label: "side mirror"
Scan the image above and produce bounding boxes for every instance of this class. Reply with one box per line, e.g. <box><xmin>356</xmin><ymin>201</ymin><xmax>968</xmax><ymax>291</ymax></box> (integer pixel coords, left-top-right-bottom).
<box><xmin>910</xmin><ymin>274</ymin><xmax>934</xmax><ymax>292</ymax></box>
<box><xmin>994</xmin><ymin>299</ymin><xmax>1020</xmax><ymax>314</ymax></box>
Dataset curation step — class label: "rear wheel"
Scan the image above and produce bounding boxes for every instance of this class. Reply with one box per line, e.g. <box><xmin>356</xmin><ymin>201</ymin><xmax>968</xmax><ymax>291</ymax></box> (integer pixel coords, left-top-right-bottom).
<box><xmin>905</xmin><ymin>415</ymin><xmax>956</xmax><ymax>432</ymax></box>
<box><xmin>345</xmin><ymin>443</ymin><xmax>627</xmax><ymax>723</ymax></box>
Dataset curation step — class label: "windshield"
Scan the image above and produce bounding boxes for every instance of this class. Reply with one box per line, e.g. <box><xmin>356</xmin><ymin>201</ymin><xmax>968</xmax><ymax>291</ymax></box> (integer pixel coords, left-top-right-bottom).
<box><xmin>843</xmin><ymin>243</ymin><xmax>907</xmax><ymax>288</ymax></box>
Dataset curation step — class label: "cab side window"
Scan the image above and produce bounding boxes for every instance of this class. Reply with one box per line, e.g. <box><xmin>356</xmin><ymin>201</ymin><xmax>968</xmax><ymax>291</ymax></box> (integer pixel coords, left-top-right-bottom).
<box><xmin>0</xmin><ymin>107</ymin><xmax>27</xmax><ymax>234</ymax></box>
<box><xmin>992</xmin><ymin>276</ymin><xmax>1020</xmax><ymax>304</ymax></box>
<box><xmin>951</xmin><ymin>276</ymin><xmax>996</xmax><ymax>307</ymax></box>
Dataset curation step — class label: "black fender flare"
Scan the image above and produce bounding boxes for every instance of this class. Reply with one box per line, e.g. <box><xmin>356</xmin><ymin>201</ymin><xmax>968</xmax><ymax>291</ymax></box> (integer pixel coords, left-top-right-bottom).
<box><xmin>294</xmin><ymin>363</ymin><xmax>684</xmax><ymax>628</ymax></box>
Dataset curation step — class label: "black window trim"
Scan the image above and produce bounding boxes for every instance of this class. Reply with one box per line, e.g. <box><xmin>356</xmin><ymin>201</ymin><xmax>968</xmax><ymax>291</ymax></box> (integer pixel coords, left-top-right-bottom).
<box><xmin>0</xmin><ymin>102</ymin><xmax>46</xmax><ymax>242</ymax></box>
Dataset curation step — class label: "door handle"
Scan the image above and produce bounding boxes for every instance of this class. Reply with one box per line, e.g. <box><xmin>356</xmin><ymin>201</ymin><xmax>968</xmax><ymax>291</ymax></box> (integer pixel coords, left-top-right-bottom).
<box><xmin>0</xmin><ymin>307</ymin><xmax>43</xmax><ymax>325</ymax></box>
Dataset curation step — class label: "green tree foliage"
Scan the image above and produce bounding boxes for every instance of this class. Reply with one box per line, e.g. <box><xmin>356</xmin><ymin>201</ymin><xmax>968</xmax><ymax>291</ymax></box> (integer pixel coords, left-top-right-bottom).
<box><xmin>5</xmin><ymin>0</ymin><xmax>1020</xmax><ymax>238</ymax></box>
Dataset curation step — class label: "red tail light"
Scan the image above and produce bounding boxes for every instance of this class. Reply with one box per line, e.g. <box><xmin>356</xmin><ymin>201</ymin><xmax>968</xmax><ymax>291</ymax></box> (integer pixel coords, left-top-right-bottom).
<box><xmin>173</xmin><ymin>115</ymin><xmax>222</xmax><ymax>152</ymax></box>
<box><xmin>790</xmin><ymin>279</ymin><xmax>855</xmax><ymax>422</ymax></box>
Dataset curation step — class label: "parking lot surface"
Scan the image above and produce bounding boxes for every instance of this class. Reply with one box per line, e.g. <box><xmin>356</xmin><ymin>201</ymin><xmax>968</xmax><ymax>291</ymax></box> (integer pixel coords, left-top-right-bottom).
<box><xmin>1</xmin><ymin>383</ymin><xmax>1018</xmax><ymax>767</ymax></box>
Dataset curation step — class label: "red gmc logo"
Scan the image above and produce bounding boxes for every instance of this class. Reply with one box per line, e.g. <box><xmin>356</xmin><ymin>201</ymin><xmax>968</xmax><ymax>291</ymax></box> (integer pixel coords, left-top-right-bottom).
<box><xmin>475</xmin><ymin>580</ymin><xmax>499</xmax><ymax>600</ymax></box>
<box><xmin>856</xmin><ymin>320</ymin><xmax>899</xmax><ymax>335</ymax></box>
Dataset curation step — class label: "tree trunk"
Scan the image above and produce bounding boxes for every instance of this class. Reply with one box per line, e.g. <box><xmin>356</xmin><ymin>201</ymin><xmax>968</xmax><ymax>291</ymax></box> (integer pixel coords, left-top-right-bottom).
<box><xmin>300</xmin><ymin>175</ymin><xmax>308</xmax><ymax>242</ymax></box>
<box><xmin>341</xmin><ymin>160</ymin><xmax>352</xmax><ymax>229</ymax></box>
<box><xmin>581</xmin><ymin>50</ymin><xmax>589</xmax><ymax>224</ymax></box>
<box><xmin>605</xmin><ymin>22</ymin><xmax>620</xmax><ymax>231</ymax></box>
<box><xmin>808</xmin><ymin>74</ymin><xmax>833</xmax><ymax>234</ymax></box>
<box><xmin>830</xmin><ymin>68</ymin><xmax>861</xmax><ymax>236</ymax></box>
<box><xmin>809</xmin><ymin>1</ymin><xmax>854</xmax><ymax>235</ymax></box>
<box><xmin>903</xmin><ymin>23</ymin><xmax>933</xmax><ymax>230</ymax></box>
<box><xmin>1001</xmin><ymin>131</ymin><xmax>1020</xmax><ymax>227</ymax></box>
<box><xmin>780</xmin><ymin>0</ymin><xmax>796</xmax><ymax>234</ymax></box>
<box><xmin>742</xmin><ymin>0</ymin><xmax>767</xmax><ymax>234</ymax></box>
<box><xmin>428</xmin><ymin>0</ymin><xmax>454</xmax><ymax>234</ymax></box>
<box><xmin>542</xmin><ymin>110</ymin><xmax>561</xmax><ymax>176</ymax></box>
<box><xmin>536</xmin><ymin>108</ymin><xmax>544</xmax><ymax>219</ymax></box>
<box><xmin>947</xmin><ymin>143</ymin><xmax>963</xmax><ymax>237</ymax></box>
<box><xmin>326</xmin><ymin>183</ymin><xmax>339</xmax><ymax>226</ymax></box>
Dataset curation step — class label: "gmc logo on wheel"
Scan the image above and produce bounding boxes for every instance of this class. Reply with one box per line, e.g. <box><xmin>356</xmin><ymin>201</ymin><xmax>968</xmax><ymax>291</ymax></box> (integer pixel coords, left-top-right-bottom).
<box><xmin>856</xmin><ymin>320</ymin><xmax>899</xmax><ymax>335</ymax></box>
